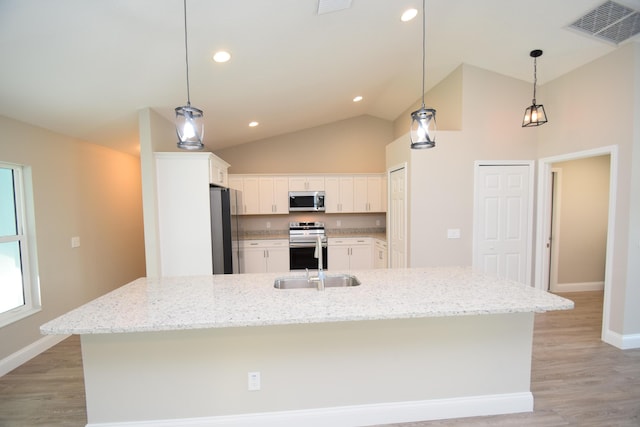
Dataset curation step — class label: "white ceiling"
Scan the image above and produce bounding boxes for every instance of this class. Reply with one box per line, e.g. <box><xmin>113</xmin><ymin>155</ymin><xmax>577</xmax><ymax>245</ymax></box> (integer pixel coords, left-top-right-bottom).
<box><xmin>1</xmin><ymin>0</ymin><xmax>638</xmax><ymax>156</ymax></box>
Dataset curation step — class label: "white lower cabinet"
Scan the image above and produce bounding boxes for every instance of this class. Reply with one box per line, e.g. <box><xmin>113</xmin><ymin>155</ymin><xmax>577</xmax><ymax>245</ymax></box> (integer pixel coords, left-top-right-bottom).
<box><xmin>373</xmin><ymin>239</ymin><xmax>388</xmax><ymax>269</ymax></box>
<box><xmin>328</xmin><ymin>237</ymin><xmax>372</xmax><ymax>271</ymax></box>
<box><xmin>240</xmin><ymin>239</ymin><xmax>289</xmax><ymax>273</ymax></box>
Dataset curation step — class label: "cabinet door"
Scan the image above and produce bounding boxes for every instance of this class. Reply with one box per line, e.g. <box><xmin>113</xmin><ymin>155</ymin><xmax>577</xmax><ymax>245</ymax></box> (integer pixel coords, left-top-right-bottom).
<box><xmin>273</xmin><ymin>177</ymin><xmax>289</xmax><ymax>214</ymax></box>
<box><xmin>258</xmin><ymin>177</ymin><xmax>289</xmax><ymax>214</ymax></box>
<box><xmin>328</xmin><ymin>245</ymin><xmax>350</xmax><ymax>271</ymax></box>
<box><xmin>324</xmin><ymin>177</ymin><xmax>340</xmax><ymax>213</ymax></box>
<box><xmin>242</xmin><ymin>177</ymin><xmax>260</xmax><ymax>215</ymax></box>
<box><xmin>241</xmin><ymin>246</ymin><xmax>266</xmax><ymax>273</ymax></box>
<box><xmin>306</xmin><ymin>176</ymin><xmax>325</xmax><ymax>191</ymax></box>
<box><xmin>325</xmin><ymin>176</ymin><xmax>354</xmax><ymax>213</ymax></box>
<box><xmin>381</xmin><ymin>175</ymin><xmax>388</xmax><ymax>213</ymax></box>
<box><xmin>366</xmin><ymin>176</ymin><xmax>383</xmax><ymax>212</ymax></box>
<box><xmin>349</xmin><ymin>240</ymin><xmax>373</xmax><ymax>270</ymax></box>
<box><xmin>353</xmin><ymin>176</ymin><xmax>368</xmax><ymax>212</ymax></box>
<box><xmin>288</xmin><ymin>177</ymin><xmax>307</xmax><ymax>191</ymax></box>
<box><xmin>289</xmin><ymin>176</ymin><xmax>324</xmax><ymax>191</ymax></box>
<box><xmin>228</xmin><ymin>176</ymin><xmax>243</xmax><ymax>192</ymax></box>
<box><xmin>373</xmin><ymin>240</ymin><xmax>388</xmax><ymax>269</ymax></box>
<box><xmin>266</xmin><ymin>247</ymin><xmax>290</xmax><ymax>273</ymax></box>
<box><xmin>209</xmin><ymin>157</ymin><xmax>229</xmax><ymax>187</ymax></box>
<box><xmin>338</xmin><ymin>177</ymin><xmax>354</xmax><ymax>212</ymax></box>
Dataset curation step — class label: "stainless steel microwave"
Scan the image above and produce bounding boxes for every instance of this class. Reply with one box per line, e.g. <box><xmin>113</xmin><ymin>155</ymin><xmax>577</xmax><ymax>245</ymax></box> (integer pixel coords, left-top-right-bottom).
<box><xmin>288</xmin><ymin>191</ymin><xmax>325</xmax><ymax>212</ymax></box>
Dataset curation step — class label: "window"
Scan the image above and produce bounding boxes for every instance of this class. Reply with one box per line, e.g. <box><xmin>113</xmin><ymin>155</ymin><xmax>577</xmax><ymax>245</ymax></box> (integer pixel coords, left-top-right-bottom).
<box><xmin>0</xmin><ymin>162</ymin><xmax>40</xmax><ymax>327</ymax></box>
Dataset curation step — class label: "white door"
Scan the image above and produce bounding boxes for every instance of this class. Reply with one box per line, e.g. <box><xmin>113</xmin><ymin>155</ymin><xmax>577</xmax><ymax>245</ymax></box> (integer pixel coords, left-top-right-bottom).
<box><xmin>389</xmin><ymin>166</ymin><xmax>407</xmax><ymax>268</ymax></box>
<box><xmin>473</xmin><ymin>163</ymin><xmax>533</xmax><ymax>284</ymax></box>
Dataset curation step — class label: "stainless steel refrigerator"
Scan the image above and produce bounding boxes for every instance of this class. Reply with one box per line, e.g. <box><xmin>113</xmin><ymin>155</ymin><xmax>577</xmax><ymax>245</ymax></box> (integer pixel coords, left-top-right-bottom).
<box><xmin>209</xmin><ymin>186</ymin><xmax>240</xmax><ymax>274</ymax></box>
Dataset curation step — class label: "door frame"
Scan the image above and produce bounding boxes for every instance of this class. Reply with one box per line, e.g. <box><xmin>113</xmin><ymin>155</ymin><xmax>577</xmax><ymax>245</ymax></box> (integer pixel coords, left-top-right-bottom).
<box><xmin>472</xmin><ymin>160</ymin><xmax>535</xmax><ymax>285</ymax></box>
<box><xmin>534</xmin><ymin>145</ymin><xmax>618</xmax><ymax>345</ymax></box>
<box><xmin>548</xmin><ymin>168</ymin><xmax>562</xmax><ymax>291</ymax></box>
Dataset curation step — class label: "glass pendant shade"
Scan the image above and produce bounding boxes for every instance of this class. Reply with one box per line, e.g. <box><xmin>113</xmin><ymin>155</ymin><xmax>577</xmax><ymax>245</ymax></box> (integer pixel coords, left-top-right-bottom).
<box><xmin>522</xmin><ymin>103</ymin><xmax>547</xmax><ymax>127</ymax></box>
<box><xmin>176</xmin><ymin>105</ymin><xmax>204</xmax><ymax>150</ymax></box>
<box><xmin>410</xmin><ymin>106</ymin><xmax>436</xmax><ymax>149</ymax></box>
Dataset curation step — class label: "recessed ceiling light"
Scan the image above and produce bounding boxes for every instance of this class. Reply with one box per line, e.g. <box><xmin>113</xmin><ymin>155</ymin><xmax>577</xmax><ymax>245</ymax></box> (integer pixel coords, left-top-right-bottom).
<box><xmin>249</xmin><ymin>121</ymin><xmax>259</xmax><ymax>127</ymax></box>
<box><xmin>401</xmin><ymin>8</ymin><xmax>418</xmax><ymax>22</ymax></box>
<box><xmin>353</xmin><ymin>95</ymin><xmax>363</xmax><ymax>102</ymax></box>
<box><xmin>213</xmin><ymin>50</ymin><xmax>231</xmax><ymax>63</ymax></box>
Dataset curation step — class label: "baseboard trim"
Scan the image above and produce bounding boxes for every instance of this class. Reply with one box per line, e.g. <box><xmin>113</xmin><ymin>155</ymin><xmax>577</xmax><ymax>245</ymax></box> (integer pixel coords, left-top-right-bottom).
<box><xmin>603</xmin><ymin>329</ymin><xmax>640</xmax><ymax>350</ymax></box>
<box><xmin>0</xmin><ymin>334</ymin><xmax>70</xmax><ymax>377</ymax></box>
<box><xmin>85</xmin><ymin>392</ymin><xmax>533</xmax><ymax>427</ymax></box>
<box><xmin>551</xmin><ymin>281</ymin><xmax>604</xmax><ymax>292</ymax></box>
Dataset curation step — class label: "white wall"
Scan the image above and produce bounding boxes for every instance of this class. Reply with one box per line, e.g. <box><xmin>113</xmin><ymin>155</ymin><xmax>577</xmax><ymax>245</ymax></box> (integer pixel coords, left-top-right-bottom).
<box><xmin>553</xmin><ymin>156</ymin><xmax>609</xmax><ymax>287</ymax></box>
<box><xmin>215</xmin><ymin>115</ymin><xmax>393</xmax><ymax>174</ymax></box>
<box><xmin>0</xmin><ymin>116</ymin><xmax>146</xmax><ymax>361</ymax></box>
<box><xmin>393</xmin><ymin>44</ymin><xmax>640</xmax><ymax>341</ymax></box>
<box><xmin>388</xmin><ymin>64</ymin><xmax>537</xmax><ymax>269</ymax></box>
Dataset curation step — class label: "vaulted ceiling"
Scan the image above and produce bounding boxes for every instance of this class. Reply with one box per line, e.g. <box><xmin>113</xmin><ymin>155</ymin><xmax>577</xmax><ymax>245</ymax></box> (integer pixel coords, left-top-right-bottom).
<box><xmin>1</xmin><ymin>0</ymin><xmax>638</xmax><ymax>156</ymax></box>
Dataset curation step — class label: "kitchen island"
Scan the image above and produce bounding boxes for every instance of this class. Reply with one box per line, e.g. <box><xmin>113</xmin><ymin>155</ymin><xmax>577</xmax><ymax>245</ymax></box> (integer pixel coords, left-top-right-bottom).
<box><xmin>41</xmin><ymin>267</ymin><xmax>572</xmax><ymax>427</ymax></box>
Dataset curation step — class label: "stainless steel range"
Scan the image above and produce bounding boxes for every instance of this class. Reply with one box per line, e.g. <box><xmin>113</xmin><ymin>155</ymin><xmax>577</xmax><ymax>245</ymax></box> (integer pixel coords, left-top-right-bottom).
<box><xmin>289</xmin><ymin>221</ymin><xmax>328</xmax><ymax>270</ymax></box>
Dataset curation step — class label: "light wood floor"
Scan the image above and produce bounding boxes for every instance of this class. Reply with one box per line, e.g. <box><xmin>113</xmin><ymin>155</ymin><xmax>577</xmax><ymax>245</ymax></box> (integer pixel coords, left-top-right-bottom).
<box><xmin>1</xmin><ymin>292</ymin><xmax>639</xmax><ymax>426</ymax></box>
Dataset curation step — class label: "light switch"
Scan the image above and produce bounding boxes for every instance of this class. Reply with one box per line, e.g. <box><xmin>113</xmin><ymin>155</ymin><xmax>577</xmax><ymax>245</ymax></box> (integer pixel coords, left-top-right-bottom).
<box><xmin>71</xmin><ymin>236</ymin><xmax>81</xmax><ymax>248</ymax></box>
<box><xmin>447</xmin><ymin>229</ymin><xmax>461</xmax><ymax>239</ymax></box>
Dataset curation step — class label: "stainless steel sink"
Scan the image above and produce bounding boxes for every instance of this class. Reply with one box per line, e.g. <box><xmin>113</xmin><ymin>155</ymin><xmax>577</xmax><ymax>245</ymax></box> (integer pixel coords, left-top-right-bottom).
<box><xmin>274</xmin><ymin>274</ymin><xmax>361</xmax><ymax>289</ymax></box>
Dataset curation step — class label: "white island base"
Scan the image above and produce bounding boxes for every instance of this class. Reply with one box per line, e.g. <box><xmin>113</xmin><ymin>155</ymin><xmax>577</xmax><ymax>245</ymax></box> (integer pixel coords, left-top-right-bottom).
<box><xmin>81</xmin><ymin>313</ymin><xmax>535</xmax><ymax>426</ymax></box>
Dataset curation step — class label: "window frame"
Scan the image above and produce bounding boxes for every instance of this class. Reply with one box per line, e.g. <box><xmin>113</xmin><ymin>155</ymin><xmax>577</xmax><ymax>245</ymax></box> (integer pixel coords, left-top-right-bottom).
<box><xmin>0</xmin><ymin>162</ymin><xmax>41</xmax><ymax>328</ymax></box>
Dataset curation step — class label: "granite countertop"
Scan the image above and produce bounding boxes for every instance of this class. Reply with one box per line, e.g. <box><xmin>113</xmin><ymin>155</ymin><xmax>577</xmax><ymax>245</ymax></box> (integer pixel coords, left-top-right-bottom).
<box><xmin>41</xmin><ymin>267</ymin><xmax>573</xmax><ymax>335</ymax></box>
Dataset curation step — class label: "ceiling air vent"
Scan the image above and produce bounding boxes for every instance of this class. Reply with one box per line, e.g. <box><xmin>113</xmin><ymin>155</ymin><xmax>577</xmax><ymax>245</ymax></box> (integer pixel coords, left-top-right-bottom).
<box><xmin>568</xmin><ymin>0</ymin><xmax>640</xmax><ymax>45</ymax></box>
<box><xmin>317</xmin><ymin>0</ymin><xmax>352</xmax><ymax>15</ymax></box>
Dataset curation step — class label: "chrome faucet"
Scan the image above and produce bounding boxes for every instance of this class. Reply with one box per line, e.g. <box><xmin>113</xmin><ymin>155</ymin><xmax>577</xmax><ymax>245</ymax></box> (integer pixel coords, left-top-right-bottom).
<box><xmin>308</xmin><ymin>235</ymin><xmax>325</xmax><ymax>291</ymax></box>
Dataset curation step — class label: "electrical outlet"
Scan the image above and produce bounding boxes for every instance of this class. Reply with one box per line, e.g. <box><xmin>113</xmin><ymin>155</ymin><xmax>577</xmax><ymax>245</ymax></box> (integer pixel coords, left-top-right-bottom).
<box><xmin>266</xmin><ymin>221</ymin><xmax>271</xmax><ymax>229</ymax></box>
<box><xmin>447</xmin><ymin>229</ymin><xmax>461</xmax><ymax>239</ymax></box>
<box><xmin>336</xmin><ymin>220</ymin><xmax>341</xmax><ymax>227</ymax></box>
<box><xmin>71</xmin><ymin>236</ymin><xmax>81</xmax><ymax>248</ymax></box>
<box><xmin>376</xmin><ymin>220</ymin><xmax>381</xmax><ymax>226</ymax></box>
<box><xmin>248</xmin><ymin>371</ymin><xmax>260</xmax><ymax>391</ymax></box>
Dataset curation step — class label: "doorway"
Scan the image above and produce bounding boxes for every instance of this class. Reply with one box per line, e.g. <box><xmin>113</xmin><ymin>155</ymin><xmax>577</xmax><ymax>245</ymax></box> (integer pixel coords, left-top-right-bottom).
<box><xmin>547</xmin><ymin>157</ymin><xmax>610</xmax><ymax>293</ymax></box>
<box><xmin>388</xmin><ymin>164</ymin><xmax>407</xmax><ymax>268</ymax></box>
<box><xmin>535</xmin><ymin>145</ymin><xmax>618</xmax><ymax>346</ymax></box>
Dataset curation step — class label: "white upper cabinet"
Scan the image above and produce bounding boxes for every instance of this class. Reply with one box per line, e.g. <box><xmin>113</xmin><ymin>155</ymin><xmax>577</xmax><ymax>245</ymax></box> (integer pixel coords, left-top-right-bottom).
<box><xmin>242</xmin><ymin>177</ymin><xmax>261</xmax><ymax>215</ymax></box>
<box><xmin>259</xmin><ymin>176</ymin><xmax>289</xmax><ymax>214</ymax></box>
<box><xmin>324</xmin><ymin>176</ymin><xmax>354</xmax><ymax>213</ymax></box>
<box><xmin>354</xmin><ymin>175</ymin><xmax>384</xmax><ymax>213</ymax></box>
<box><xmin>229</xmin><ymin>173</ymin><xmax>384</xmax><ymax>215</ymax></box>
<box><xmin>209</xmin><ymin>156</ymin><xmax>230</xmax><ymax>187</ymax></box>
<box><xmin>289</xmin><ymin>176</ymin><xmax>325</xmax><ymax>191</ymax></box>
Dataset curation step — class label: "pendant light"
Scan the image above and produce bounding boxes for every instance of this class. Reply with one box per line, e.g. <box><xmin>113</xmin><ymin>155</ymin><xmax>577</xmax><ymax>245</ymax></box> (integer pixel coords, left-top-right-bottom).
<box><xmin>175</xmin><ymin>0</ymin><xmax>204</xmax><ymax>150</ymax></box>
<box><xmin>410</xmin><ymin>0</ymin><xmax>436</xmax><ymax>149</ymax></box>
<box><xmin>522</xmin><ymin>49</ymin><xmax>548</xmax><ymax>127</ymax></box>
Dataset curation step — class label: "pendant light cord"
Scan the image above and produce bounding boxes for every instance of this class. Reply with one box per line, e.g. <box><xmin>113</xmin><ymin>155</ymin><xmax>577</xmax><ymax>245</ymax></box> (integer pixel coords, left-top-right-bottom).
<box><xmin>532</xmin><ymin>56</ymin><xmax>537</xmax><ymax>104</ymax></box>
<box><xmin>420</xmin><ymin>0</ymin><xmax>426</xmax><ymax>109</ymax></box>
<box><xmin>183</xmin><ymin>0</ymin><xmax>191</xmax><ymax>106</ymax></box>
